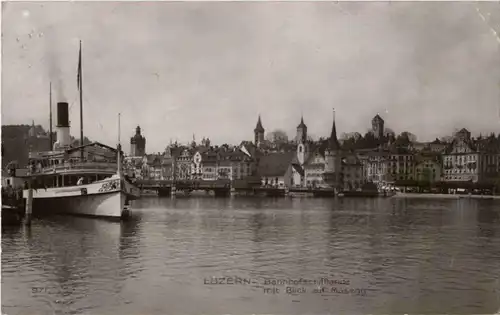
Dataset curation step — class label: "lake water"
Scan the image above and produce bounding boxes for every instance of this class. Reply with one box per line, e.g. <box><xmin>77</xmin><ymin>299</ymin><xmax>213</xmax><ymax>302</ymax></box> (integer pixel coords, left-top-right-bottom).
<box><xmin>2</xmin><ymin>197</ymin><xmax>500</xmax><ymax>315</ymax></box>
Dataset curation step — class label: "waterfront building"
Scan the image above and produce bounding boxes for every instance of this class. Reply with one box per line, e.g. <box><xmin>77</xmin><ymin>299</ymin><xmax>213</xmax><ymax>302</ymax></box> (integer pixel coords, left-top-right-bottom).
<box><xmin>413</xmin><ymin>151</ymin><xmax>442</xmax><ymax>183</ymax></box>
<box><xmin>142</xmin><ymin>154</ymin><xmax>162</xmax><ymax>180</ymax></box>
<box><xmin>475</xmin><ymin>134</ymin><xmax>500</xmax><ymax>185</ymax></box>
<box><xmin>147</xmin><ymin>143</ymin><xmax>259</xmax><ymax>182</ymax></box>
<box><xmin>123</xmin><ymin>156</ymin><xmax>143</xmax><ymax>179</ymax></box>
<box><xmin>192</xmin><ymin>150</ymin><xmax>205</xmax><ymax>180</ymax></box>
<box><xmin>362</xmin><ymin>148</ymin><xmax>391</xmax><ymax>185</ymax></box>
<box><xmin>440</xmin><ymin>129</ymin><xmax>500</xmax><ymax>186</ymax></box>
<box><xmin>303</xmin><ymin>147</ymin><xmax>327</xmax><ymax>188</ymax></box>
<box><xmin>217</xmin><ymin>148</ymin><xmax>254</xmax><ymax>180</ymax></box>
<box><xmin>341</xmin><ymin>153</ymin><xmax>364</xmax><ymax>190</ymax></box>
<box><xmin>258</xmin><ymin>151</ymin><xmax>295</xmax><ymax>187</ymax></box>
<box><xmin>130</xmin><ymin>126</ymin><xmax>146</xmax><ymax>157</ymax></box>
<box><xmin>217</xmin><ymin>159</ymin><xmax>232</xmax><ymax>180</ymax></box>
<box><xmin>442</xmin><ymin>128</ymin><xmax>482</xmax><ymax>183</ymax></box>
<box><xmin>201</xmin><ymin>149</ymin><xmax>218</xmax><ymax>181</ymax></box>
<box><xmin>387</xmin><ymin>146</ymin><xmax>415</xmax><ymax>182</ymax></box>
<box><xmin>160</xmin><ymin>154</ymin><xmax>174</xmax><ymax>181</ymax></box>
<box><xmin>175</xmin><ymin>148</ymin><xmax>193</xmax><ymax>180</ymax></box>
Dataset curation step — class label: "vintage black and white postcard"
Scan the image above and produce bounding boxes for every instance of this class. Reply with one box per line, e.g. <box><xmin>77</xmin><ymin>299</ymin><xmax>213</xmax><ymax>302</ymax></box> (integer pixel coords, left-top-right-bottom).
<box><xmin>1</xmin><ymin>1</ymin><xmax>500</xmax><ymax>314</ymax></box>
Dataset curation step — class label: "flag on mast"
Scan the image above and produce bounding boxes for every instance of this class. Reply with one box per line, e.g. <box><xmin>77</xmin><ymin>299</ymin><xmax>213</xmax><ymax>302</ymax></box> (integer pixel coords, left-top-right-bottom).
<box><xmin>77</xmin><ymin>41</ymin><xmax>82</xmax><ymax>90</ymax></box>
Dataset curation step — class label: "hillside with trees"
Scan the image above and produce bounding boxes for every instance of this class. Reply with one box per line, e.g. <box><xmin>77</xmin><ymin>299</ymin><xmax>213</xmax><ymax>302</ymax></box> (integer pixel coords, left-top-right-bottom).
<box><xmin>2</xmin><ymin>124</ymin><xmax>91</xmax><ymax>168</ymax></box>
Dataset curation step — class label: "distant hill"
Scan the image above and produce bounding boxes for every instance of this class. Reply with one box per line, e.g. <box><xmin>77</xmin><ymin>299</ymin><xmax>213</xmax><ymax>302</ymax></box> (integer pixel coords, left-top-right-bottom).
<box><xmin>2</xmin><ymin>124</ymin><xmax>91</xmax><ymax>168</ymax></box>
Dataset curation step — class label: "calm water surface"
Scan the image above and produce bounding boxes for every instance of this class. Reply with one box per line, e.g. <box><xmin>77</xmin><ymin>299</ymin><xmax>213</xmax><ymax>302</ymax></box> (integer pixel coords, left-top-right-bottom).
<box><xmin>2</xmin><ymin>197</ymin><xmax>500</xmax><ymax>314</ymax></box>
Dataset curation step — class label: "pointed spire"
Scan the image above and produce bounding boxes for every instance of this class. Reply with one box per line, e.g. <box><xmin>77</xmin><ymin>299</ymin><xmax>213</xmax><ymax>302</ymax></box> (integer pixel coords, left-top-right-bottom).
<box><xmin>328</xmin><ymin>108</ymin><xmax>340</xmax><ymax>150</ymax></box>
<box><xmin>297</xmin><ymin>114</ymin><xmax>307</xmax><ymax>129</ymax></box>
<box><xmin>254</xmin><ymin>114</ymin><xmax>264</xmax><ymax>132</ymax></box>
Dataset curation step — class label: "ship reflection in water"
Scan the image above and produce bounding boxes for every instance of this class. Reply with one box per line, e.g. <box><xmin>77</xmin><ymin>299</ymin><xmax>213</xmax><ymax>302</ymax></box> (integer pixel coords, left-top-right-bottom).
<box><xmin>2</xmin><ymin>197</ymin><xmax>500</xmax><ymax>314</ymax></box>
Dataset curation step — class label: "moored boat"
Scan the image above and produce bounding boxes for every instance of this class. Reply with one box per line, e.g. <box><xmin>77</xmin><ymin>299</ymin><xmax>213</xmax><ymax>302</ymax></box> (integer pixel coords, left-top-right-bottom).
<box><xmin>23</xmin><ymin>142</ymin><xmax>141</xmax><ymax>218</ymax></box>
<box><xmin>21</xmin><ymin>41</ymin><xmax>140</xmax><ymax>219</ymax></box>
<box><xmin>2</xmin><ymin>205</ymin><xmax>24</xmax><ymax>226</ymax></box>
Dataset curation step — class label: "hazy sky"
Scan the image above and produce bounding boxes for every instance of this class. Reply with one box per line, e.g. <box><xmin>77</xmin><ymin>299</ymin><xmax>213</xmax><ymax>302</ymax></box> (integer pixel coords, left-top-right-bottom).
<box><xmin>2</xmin><ymin>1</ymin><xmax>500</xmax><ymax>153</ymax></box>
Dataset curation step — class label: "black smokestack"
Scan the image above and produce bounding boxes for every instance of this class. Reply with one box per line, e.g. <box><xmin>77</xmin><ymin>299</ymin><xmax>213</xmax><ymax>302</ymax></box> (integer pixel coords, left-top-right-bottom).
<box><xmin>56</xmin><ymin>102</ymin><xmax>69</xmax><ymax>127</ymax></box>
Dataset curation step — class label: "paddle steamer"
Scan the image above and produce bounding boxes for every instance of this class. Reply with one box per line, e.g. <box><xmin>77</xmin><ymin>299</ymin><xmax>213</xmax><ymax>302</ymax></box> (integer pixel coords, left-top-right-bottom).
<box><xmin>22</xmin><ymin>41</ymin><xmax>140</xmax><ymax>218</ymax></box>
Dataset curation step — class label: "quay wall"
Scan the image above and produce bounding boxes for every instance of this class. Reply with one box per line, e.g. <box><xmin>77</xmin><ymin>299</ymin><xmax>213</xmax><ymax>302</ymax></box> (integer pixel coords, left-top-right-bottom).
<box><xmin>392</xmin><ymin>193</ymin><xmax>500</xmax><ymax>200</ymax></box>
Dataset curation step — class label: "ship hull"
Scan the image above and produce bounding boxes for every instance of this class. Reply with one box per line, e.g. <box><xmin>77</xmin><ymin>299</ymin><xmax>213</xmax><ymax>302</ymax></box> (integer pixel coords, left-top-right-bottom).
<box><xmin>23</xmin><ymin>176</ymin><xmax>140</xmax><ymax>219</ymax></box>
<box><xmin>30</xmin><ymin>190</ymin><xmax>128</xmax><ymax>218</ymax></box>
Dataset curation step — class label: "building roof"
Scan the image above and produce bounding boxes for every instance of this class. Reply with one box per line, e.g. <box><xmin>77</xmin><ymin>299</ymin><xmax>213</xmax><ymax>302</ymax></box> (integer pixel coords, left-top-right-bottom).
<box><xmin>240</xmin><ymin>141</ymin><xmax>259</xmax><ymax>158</ymax></box>
<box><xmin>387</xmin><ymin>145</ymin><xmax>412</xmax><ymax>155</ymax></box>
<box><xmin>304</xmin><ymin>149</ymin><xmax>327</xmax><ymax>166</ymax></box>
<box><xmin>219</xmin><ymin>148</ymin><xmax>252</xmax><ymax>162</ymax></box>
<box><xmin>291</xmin><ymin>163</ymin><xmax>305</xmax><ymax>176</ymax></box>
<box><xmin>443</xmin><ymin>138</ymin><xmax>477</xmax><ymax>154</ymax></box>
<box><xmin>372</xmin><ymin>114</ymin><xmax>384</xmax><ymax>123</ymax></box>
<box><xmin>68</xmin><ymin>141</ymin><xmax>119</xmax><ymax>154</ymax></box>
<box><xmin>258</xmin><ymin>152</ymin><xmax>294</xmax><ymax>177</ymax></box>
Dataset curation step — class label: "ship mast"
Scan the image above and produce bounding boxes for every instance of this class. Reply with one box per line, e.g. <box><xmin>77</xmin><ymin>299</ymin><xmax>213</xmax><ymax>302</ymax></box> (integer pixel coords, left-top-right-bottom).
<box><xmin>78</xmin><ymin>40</ymin><xmax>84</xmax><ymax>160</ymax></box>
<box><xmin>49</xmin><ymin>82</ymin><xmax>53</xmax><ymax>150</ymax></box>
<box><xmin>117</xmin><ymin>113</ymin><xmax>122</xmax><ymax>176</ymax></box>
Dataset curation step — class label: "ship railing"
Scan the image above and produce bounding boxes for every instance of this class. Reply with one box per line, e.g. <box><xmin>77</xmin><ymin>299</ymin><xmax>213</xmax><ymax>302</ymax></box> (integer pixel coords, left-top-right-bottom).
<box><xmin>33</xmin><ymin>162</ymin><xmax>119</xmax><ymax>174</ymax></box>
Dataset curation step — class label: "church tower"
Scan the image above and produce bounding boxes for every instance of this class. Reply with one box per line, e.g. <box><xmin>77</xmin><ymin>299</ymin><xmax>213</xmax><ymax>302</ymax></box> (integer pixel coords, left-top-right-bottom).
<box><xmin>130</xmin><ymin>126</ymin><xmax>146</xmax><ymax>157</ymax></box>
<box><xmin>324</xmin><ymin>109</ymin><xmax>342</xmax><ymax>191</ymax></box>
<box><xmin>296</xmin><ymin>116</ymin><xmax>309</xmax><ymax>165</ymax></box>
<box><xmin>296</xmin><ymin>115</ymin><xmax>307</xmax><ymax>144</ymax></box>
<box><xmin>254</xmin><ymin>115</ymin><xmax>265</xmax><ymax>147</ymax></box>
<box><xmin>372</xmin><ymin>114</ymin><xmax>384</xmax><ymax>139</ymax></box>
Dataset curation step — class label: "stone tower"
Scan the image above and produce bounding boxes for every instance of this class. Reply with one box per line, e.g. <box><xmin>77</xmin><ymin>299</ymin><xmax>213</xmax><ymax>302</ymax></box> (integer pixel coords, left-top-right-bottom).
<box><xmin>372</xmin><ymin>114</ymin><xmax>384</xmax><ymax>139</ymax></box>
<box><xmin>296</xmin><ymin>115</ymin><xmax>307</xmax><ymax>144</ymax></box>
<box><xmin>296</xmin><ymin>115</ymin><xmax>309</xmax><ymax>166</ymax></box>
<box><xmin>324</xmin><ymin>109</ymin><xmax>342</xmax><ymax>191</ymax></box>
<box><xmin>130</xmin><ymin>125</ymin><xmax>146</xmax><ymax>157</ymax></box>
<box><xmin>254</xmin><ymin>115</ymin><xmax>265</xmax><ymax>147</ymax></box>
